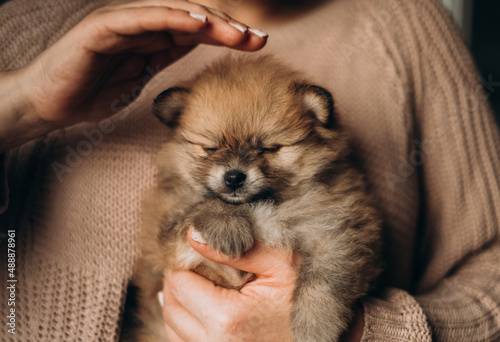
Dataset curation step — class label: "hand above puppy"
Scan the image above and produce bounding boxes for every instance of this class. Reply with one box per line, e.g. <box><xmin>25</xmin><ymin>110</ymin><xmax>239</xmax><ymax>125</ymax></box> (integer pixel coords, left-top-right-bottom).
<box><xmin>0</xmin><ymin>0</ymin><xmax>267</xmax><ymax>151</ymax></box>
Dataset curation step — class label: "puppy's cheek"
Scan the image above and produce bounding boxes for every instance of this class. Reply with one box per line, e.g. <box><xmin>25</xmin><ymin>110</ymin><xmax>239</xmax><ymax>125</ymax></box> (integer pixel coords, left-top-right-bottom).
<box><xmin>245</xmin><ymin>168</ymin><xmax>265</xmax><ymax>192</ymax></box>
<box><xmin>268</xmin><ymin>147</ymin><xmax>301</xmax><ymax>173</ymax></box>
<box><xmin>206</xmin><ymin>166</ymin><xmax>226</xmax><ymax>191</ymax></box>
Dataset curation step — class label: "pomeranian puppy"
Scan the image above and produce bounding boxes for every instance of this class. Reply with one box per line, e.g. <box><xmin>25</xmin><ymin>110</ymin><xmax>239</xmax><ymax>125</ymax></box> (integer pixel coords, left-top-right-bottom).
<box><xmin>121</xmin><ymin>55</ymin><xmax>382</xmax><ymax>342</ymax></box>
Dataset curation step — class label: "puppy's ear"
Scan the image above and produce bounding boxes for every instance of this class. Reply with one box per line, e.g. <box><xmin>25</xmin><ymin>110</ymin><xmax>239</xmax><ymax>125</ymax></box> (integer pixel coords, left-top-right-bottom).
<box><xmin>153</xmin><ymin>87</ymin><xmax>190</xmax><ymax>127</ymax></box>
<box><xmin>295</xmin><ymin>84</ymin><xmax>335</xmax><ymax>129</ymax></box>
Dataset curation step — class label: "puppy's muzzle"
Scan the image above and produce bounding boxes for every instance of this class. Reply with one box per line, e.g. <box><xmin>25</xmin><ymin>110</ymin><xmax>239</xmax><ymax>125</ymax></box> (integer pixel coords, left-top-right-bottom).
<box><xmin>224</xmin><ymin>170</ymin><xmax>247</xmax><ymax>190</ymax></box>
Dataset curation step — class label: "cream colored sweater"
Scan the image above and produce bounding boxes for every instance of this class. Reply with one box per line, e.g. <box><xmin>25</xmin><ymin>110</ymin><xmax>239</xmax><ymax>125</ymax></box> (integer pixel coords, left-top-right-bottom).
<box><xmin>1</xmin><ymin>0</ymin><xmax>500</xmax><ymax>341</ymax></box>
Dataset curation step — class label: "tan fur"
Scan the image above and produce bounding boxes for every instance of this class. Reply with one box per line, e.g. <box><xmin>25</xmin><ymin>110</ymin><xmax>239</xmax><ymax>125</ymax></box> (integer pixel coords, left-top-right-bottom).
<box><xmin>120</xmin><ymin>55</ymin><xmax>382</xmax><ymax>342</ymax></box>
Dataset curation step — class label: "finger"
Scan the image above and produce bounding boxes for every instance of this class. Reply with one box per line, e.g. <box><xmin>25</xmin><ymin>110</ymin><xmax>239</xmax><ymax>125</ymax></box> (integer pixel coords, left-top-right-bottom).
<box><xmin>102</xmin><ymin>5</ymin><xmax>249</xmax><ymax>46</ymax></box>
<box><xmin>204</xmin><ymin>7</ymin><xmax>233</xmax><ymax>21</ymax></box>
<box><xmin>159</xmin><ymin>2</ymin><xmax>269</xmax><ymax>43</ymax></box>
<box><xmin>166</xmin><ymin>269</ymin><xmax>240</xmax><ymax>324</ymax></box>
<box><xmin>89</xmin><ymin>6</ymin><xmax>265</xmax><ymax>52</ymax></box>
<box><xmin>80</xmin><ymin>7</ymin><xmax>206</xmax><ymax>53</ymax></box>
<box><xmin>111</xmin><ymin>0</ymin><xmax>262</xmax><ymax>40</ymax></box>
<box><xmin>206</xmin><ymin>29</ymin><xmax>268</xmax><ymax>52</ymax></box>
<box><xmin>171</xmin><ymin>29</ymin><xmax>267</xmax><ymax>52</ymax></box>
<box><xmin>108</xmin><ymin>0</ymin><xmax>194</xmax><ymax>10</ymax></box>
<box><xmin>206</xmin><ymin>7</ymin><xmax>249</xmax><ymax>33</ymax></box>
<box><xmin>187</xmin><ymin>227</ymin><xmax>298</xmax><ymax>278</ymax></box>
<box><xmin>162</xmin><ymin>284</ymin><xmax>207</xmax><ymax>341</ymax></box>
<box><xmin>99</xmin><ymin>7</ymin><xmax>207</xmax><ymax>35</ymax></box>
<box><xmin>112</xmin><ymin>0</ymin><xmax>268</xmax><ymax>41</ymax></box>
<box><xmin>125</xmin><ymin>27</ymin><xmax>261</xmax><ymax>54</ymax></box>
<box><xmin>111</xmin><ymin>0</ymin><xmax>238</xmax><ymax>24</ymax></box>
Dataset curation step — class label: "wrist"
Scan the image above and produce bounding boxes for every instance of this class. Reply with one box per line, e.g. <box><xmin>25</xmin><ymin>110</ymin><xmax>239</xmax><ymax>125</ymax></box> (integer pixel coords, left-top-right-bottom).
<box><xmin>0</xmin><ymin>68</ymin><xmax>59</xmax><ymax>152</ymax></box>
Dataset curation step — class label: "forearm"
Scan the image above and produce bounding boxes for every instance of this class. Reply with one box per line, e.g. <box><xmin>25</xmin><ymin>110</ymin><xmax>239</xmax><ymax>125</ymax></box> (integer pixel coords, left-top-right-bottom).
<box><xmin>362</xmin><ymin>242</ymin><xmax>500</xmax><ymax>341</ymax></box>
<box><xmin>417</xmin><ymin>242</ymin><xmax>500</xmax><ymax>340</ymax></box>
<box><xmin>0</xmin><ymin>69</ymin><xmax>57</xmax><ymax>152</ymax></box>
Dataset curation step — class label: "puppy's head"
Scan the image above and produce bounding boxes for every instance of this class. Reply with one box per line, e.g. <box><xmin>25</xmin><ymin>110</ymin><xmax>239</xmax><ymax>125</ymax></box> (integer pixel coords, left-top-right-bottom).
<box><xmin>154</xmin><ymin>56</ymin><xmax>349</xmax><ymax>204</ymax></box>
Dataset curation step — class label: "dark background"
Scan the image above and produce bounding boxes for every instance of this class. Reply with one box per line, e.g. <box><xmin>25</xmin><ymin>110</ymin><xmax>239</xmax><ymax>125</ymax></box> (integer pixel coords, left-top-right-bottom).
<box><xmin>0</xmin><ymin>0</ymin><xmax>499</xmax><ymax>120</ymax></box>
<box><xmin>470</xmin><ymin>0</ymin><xmax>500</xmax><ymax>123</ymax></box>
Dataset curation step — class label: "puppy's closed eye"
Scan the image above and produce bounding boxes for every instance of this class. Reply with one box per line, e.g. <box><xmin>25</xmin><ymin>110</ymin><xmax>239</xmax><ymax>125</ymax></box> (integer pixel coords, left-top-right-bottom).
<box><xmin>257</xmin><ymin>146</ymin><xmax>281</xmax><ymax>154</ymax></box>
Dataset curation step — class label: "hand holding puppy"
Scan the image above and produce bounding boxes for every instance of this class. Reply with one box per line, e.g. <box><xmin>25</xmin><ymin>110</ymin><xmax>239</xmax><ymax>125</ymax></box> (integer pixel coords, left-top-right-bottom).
<box><xmin>162</xmin><ymin>228</ymin><xmax>297</xmax><ymax>342</ymax></box>
<box><xmin>162</xmin><ymin>228</ymin><xmax>365</xmax><ymax>342</ymax></box>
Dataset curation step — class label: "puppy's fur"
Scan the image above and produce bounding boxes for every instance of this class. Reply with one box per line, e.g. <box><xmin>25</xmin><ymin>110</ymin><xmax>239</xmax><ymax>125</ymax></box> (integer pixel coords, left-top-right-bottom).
<box><xmin>121</xmin><ymin>55</ymin><xmax>382</xmax><ymax>342</ymax></box>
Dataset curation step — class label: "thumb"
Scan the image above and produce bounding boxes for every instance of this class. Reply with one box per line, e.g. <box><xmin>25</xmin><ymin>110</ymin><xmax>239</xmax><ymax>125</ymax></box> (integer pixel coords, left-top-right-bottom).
<box><xmin>187</xmin><ymin>227</ymin><xmax>298</xmax><ymax>278</ymax></box>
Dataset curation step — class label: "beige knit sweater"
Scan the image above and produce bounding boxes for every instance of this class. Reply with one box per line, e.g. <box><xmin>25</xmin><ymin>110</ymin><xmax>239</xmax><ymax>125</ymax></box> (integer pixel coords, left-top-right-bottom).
<box><xmin>1</xmin><ymin>0</ymin><xmax>500</xmax><ymax>341</ymax></box>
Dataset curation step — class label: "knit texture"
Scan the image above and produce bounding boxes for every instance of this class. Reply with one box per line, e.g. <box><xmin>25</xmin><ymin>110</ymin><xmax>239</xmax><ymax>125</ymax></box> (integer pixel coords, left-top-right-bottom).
<box><xmin>1</xmin><ymin>0</ymin><xmax>499</xmax><ymax>341</ymax></box>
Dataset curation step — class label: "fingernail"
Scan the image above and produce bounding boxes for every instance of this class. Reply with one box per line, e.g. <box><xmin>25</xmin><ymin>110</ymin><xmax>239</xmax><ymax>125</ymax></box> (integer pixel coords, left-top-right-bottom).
<box><xmin>229</xmin><ymin>21</ymin><xmax>248</xmax><ymax>33</ymax></box>
<box><xmin>191</xmin><ymin>229</ymin><xmax>207</xmax><ymax>244</ymax></box>
<box><xmin>249</xmin><ymin>28</ymin><xmax>269</xmax><ymax>38</ymax></box>
<box><xmin>157</xmin><ymin>292</ymin><xmax>164</xmax><ymax>307</ymax></box>
<box><xmin>189</xmin><ymin>12</ymin><xmax>207</xmax><ymax>23</ymax></box>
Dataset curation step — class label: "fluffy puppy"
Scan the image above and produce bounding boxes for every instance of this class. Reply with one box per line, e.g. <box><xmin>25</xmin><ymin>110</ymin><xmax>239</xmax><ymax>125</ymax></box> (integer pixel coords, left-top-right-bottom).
<box><xmin>121</xmin><ymin>55</ymin><xmax>382</xmax><ymax>342</ymax></box>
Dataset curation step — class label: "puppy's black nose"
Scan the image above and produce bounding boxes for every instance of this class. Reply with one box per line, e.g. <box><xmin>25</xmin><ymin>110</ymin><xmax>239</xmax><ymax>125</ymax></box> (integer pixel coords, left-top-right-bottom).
<box><xmin>224</xmin><ymin>170</ymin><xmax>246</xmax><ymax>190</ymax></box>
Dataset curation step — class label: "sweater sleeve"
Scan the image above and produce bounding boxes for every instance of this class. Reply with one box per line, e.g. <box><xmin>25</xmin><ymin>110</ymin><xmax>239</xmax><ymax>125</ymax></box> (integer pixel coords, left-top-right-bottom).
<box><xmin>360</xmin><ymin>0</ymin><xmax>500</xmax><ymax>341</ymax></box>
<box><xmin>363</xmin><ymin>246</ymin><xmax>500</xmax><ymax>341</ymax></box>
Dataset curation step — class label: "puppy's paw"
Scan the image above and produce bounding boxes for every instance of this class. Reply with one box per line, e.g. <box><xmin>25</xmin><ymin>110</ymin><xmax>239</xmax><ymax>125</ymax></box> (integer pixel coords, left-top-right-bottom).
<box><xmin>189</xmin><ymin>200</ymin><xmax>254</xmax><ymax>258</ymax></box>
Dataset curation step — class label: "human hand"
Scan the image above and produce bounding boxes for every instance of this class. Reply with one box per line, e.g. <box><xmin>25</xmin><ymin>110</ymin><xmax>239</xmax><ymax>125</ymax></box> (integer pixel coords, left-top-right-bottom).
<box><xmin>12</xmin><ymin>0</ymin><xmax>267</xmax><ymax>126</ymax></box>
<box><xmin>161</xmin><ymin>228</ymin><xmax>298</xmax><ymax>342</ymax></box>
